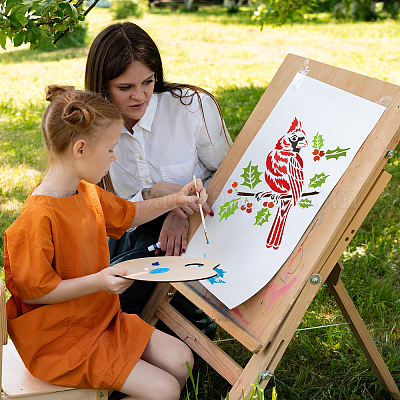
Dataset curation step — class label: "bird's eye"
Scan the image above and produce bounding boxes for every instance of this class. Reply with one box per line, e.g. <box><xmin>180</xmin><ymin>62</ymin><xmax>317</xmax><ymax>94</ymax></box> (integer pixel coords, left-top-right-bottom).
<box><xmin>290</xmin><ymin>135</ymin><xmax>298</xmax><ymax>142</ymax></box>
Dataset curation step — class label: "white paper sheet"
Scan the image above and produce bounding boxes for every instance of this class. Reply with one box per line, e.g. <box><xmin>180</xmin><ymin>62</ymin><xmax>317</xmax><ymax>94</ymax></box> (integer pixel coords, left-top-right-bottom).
<box><xmin>184</xmin><ymin>74</ymin><xmax>386</xmax><ymax>309</ymax></box>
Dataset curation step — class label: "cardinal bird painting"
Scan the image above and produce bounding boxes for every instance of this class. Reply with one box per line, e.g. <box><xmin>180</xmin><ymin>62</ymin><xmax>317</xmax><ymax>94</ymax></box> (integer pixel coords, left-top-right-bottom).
<box><xmin>257</xmin><ymin>117</ymin><xmax>308</xmax><ymax>250</ymax></box>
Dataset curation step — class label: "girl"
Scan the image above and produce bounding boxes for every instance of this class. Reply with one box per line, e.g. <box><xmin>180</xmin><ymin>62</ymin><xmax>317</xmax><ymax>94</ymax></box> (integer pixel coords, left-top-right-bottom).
<box><xmin>4</xmin><ymin>85</ymin><xmax>207</xmax><ymax>400</ymax></box>
<box><xmin>85</xmin><ymin>23</ymin><xmax>231</xmax><ymax>329</ymax></box>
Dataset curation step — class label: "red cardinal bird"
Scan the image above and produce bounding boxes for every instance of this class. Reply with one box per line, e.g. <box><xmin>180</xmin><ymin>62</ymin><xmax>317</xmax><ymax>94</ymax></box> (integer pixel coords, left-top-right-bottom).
<box><xmin>257</xmin><ymin>117</ymin><xmax>308</xmax><ymax>250</ymax></box>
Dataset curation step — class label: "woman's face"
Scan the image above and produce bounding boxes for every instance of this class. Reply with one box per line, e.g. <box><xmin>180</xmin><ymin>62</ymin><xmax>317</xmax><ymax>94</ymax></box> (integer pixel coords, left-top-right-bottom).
<box><xmin>108</xmin><ymin>61</ymin><xmax>155</xmax><ymax>131</ymax></box>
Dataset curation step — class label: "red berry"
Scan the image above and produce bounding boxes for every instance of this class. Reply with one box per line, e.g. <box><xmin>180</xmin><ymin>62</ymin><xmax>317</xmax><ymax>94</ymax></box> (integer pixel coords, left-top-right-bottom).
<box><xmin>232</xmin><ymin>182</ymin><xmax>238</xmax><ymax>188</ymax></box>
<box><xmin>246</xmin><ymin>208</ymin><xmax>252</xmax><ymax>213</ymax></box>
<box><xmin>319</xmin><ymin>150</ymin><xmax>325</xmax><ymax>157</ymax></box>
<box><xmin>312</xmin><ymin>149</ymin><xmax>319</xmax><ymax>155</ymax></box>
<box><xmin>263</xmin><ymin>202</ymin><xmax>268</xmax><ymax>207</ymax></box>
<box><xmin>228</xmin><ymin>189</ymin><xmax>233</xmax><ymax>194</ymax></box>
<box><xmin>247</xmin><ymin>203</ymin><xmax>253</xmax><ymax>208</ymax></box>
<box><xmin>313</xmin><ymin>155</ymin><xmax>320</xmax><ymax>161</ymax></box>
<box><xmin>241</xmin><ymin>205</ymin><xmax>246</xmax><ymax>210</ymax></box>
<box><xmin>268</xmin><ymin>202</ymin><xmax>274</xmax><ymax>208</ymax></box>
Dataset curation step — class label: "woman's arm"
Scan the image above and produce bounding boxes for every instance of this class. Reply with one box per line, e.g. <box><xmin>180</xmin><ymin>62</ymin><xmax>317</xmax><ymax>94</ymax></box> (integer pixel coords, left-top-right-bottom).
<box><xmin>22</xmin><ymin>266</ymin><xmax>132</xmax><ymax>305</ymax></box>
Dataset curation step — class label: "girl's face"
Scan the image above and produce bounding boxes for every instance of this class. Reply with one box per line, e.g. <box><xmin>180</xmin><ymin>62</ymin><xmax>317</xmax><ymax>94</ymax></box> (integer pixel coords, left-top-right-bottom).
<box><xmin>79</xmin><ymin>121</ymin><xmax>122</xmax><ymax>184</ymax></box>
<box><xmin>108</xmin><ymin>61</ymin><xmax>155</xmax><ymax>132</ymax></box>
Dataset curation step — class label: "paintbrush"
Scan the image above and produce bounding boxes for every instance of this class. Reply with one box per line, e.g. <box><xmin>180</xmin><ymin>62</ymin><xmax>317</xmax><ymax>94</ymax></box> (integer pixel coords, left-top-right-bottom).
<box><xmin>193</xmin><ymin>175</ymin><xmax>209</xmax><ymax>244</ymax></box>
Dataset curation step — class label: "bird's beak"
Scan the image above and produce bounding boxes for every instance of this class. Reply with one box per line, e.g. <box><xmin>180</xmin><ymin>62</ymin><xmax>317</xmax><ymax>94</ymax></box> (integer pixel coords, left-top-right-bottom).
<box><xmin>297</xmin><ymin>136</ymin><xmax>308</xmax><ymax>148</ymax></box>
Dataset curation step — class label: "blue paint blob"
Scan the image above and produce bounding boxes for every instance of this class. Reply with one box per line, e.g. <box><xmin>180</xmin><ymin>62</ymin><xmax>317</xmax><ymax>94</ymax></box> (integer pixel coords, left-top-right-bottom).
<box><xmin>152</xmin><ymin>262</ymin><xmax>160</xmax><ymax>266</ymax></box>
<box><xmin>206</xmin><ymin>240</ymin><xmax>209</xmax><ymax>245</ymax></box>
<box><xmin>149</xmin><ymin>268</ymin><xmax>170</xmax><ymax>274</ymax></box>
<box><xmin>208</xmin><ymin>267</ymin><xmax>226</xmax><ymax>285</ymax></box>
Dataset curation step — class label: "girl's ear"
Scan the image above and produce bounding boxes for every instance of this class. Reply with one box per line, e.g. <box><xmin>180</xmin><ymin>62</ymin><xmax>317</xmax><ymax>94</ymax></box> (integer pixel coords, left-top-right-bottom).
<box><xmin>73</xmin><ymin>139</ymin><xmax>87</xmax><ymax>160</ymax></box>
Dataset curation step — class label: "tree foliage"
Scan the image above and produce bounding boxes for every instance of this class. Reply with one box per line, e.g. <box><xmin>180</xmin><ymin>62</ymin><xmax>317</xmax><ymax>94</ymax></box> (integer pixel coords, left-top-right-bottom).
<box><xmin>252</xmin><ymin>0</ymin><xmax>318</xmax><ymax>27</ymax></box>
<box><xmin>0</xmin><ymin>0</ymin><xmax>90</xmax><ymax>50</ymax></box>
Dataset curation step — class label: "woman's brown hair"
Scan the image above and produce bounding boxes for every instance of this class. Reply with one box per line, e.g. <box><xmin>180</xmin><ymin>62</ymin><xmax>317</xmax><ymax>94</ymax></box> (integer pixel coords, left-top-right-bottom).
<box><xmin>84</xmin><ymin>22</ymin><xmax>222</xmax><ymax>109</ymax></box>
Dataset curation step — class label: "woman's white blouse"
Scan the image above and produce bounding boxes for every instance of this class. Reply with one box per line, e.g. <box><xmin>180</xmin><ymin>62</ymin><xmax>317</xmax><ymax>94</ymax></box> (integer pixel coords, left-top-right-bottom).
<box><xmin>110</xmin><ymin>90</ymin><xmax>232</xmax><ymax>202</ymax></box>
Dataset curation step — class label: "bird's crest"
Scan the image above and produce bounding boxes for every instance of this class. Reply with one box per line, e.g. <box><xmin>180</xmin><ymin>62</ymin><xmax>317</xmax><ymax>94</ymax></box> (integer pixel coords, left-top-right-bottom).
<box><xmin>287</xmin><ymin>117</ymin><xmax>303</xmax><ymax>134</ymax></box>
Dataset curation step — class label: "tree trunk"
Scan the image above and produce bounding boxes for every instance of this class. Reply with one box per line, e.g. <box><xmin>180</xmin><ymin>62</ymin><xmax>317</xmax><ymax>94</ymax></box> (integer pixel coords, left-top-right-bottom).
<box><xmin>184</xmin><ymin>0</ymin><xmax>194</xmax><ymax>10</ymax></box>
<box><xmin>370</xmin><ymin>0</ymin><xmax>376</xmax><ymax>14</ymax></box>
<box><xmin>332</xmin><ymin>1</ymin><xmax>346</xmax><ymax>17</ymax></box>
<box><xmin>352</xmin><ymin>0</ymin><xmax>357</xmax><ymax>19</ymax></box>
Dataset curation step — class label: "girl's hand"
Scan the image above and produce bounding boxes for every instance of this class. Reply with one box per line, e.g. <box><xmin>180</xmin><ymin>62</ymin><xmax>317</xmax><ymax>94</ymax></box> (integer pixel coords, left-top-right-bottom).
<box><xmin>96</xmin><ymin>266</ymin><xmax>133</xmax><ymax>294</ymax></box>
<box><xmin>178</xmin><ymin>179</ymin><xmax>208</xmax><ymax>208</ymax></box>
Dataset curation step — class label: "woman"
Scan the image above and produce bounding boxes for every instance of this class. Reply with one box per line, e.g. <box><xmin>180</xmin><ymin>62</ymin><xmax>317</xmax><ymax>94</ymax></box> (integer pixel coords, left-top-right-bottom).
<box><xmin>84</xmin><ymin>22</ymin><xmax>231</xmax><ymax>332</ymax></box>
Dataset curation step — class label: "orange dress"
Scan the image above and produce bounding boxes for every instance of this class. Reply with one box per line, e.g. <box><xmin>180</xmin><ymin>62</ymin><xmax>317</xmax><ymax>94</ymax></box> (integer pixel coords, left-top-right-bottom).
<box><xmin>5</xmin><ymin>181</ymin><xmax>155</xmax><ymax>390</ymax></box>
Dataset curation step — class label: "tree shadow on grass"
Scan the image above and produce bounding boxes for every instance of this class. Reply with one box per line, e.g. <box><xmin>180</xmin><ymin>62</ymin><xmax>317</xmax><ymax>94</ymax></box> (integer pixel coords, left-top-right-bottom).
<box><xmin>0</xmin><ymin>46</ymin><xmax>87</xmax><ymax>64</ymax></box>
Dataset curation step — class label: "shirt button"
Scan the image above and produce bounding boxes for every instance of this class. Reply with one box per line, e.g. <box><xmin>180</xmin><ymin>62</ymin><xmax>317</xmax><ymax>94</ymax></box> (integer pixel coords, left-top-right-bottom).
<box><xmin>145</xmin><ymin>180</ymin><xmax>150</xmax><ymax>185</ymax></box>
<box><xmin>138</xmin><ymin>156</ymin><xmax>143</xmax><ymax>160</ymax></box>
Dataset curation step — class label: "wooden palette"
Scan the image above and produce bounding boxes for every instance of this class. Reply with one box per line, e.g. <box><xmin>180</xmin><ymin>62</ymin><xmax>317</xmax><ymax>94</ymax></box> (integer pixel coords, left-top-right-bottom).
<box><xmin>116</xmin><ymin>256</ymin><xmax>219</xmax><ymax>282</ymax></box>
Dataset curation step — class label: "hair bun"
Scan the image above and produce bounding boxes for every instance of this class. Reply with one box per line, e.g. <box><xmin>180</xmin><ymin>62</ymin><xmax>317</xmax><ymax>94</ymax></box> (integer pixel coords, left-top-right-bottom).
<box><xmin>46</xmin><ymin>85</ymin><xmax>75</xmax><ymax>102</ymax></box>
<box><xmin>62</xmin><ymin>101</ymin><xmax>95</xmax><ymax>132</ymax></box>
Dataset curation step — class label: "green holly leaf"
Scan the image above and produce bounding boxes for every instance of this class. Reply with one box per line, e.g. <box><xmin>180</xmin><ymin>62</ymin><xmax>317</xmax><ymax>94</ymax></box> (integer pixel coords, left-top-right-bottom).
<box><xmin>298</xmin><ymin>198</ymin><xmax>313</xmax><ymax>209</ymax></box>
<box><xmin>240</xmin><ymin>161</ymin><xmax>262</xmax><ymax>189</ymax></box>
<box><xmin>308</xmin><ymin>172</ymin><xmax>330</xmax><ymax>189</ymax></box>
<box><xmin>325</xmin><ymin>146</ymin><xmax>351</xmax><ymax>160</ymax></box>
<box><xmin>312</xmin><ymin>132</ymin><xmax>325</xmax><ymax>150</ymax></box>
<box><xmin>218</xmin><ymin>198</ymin><xmax>240</xmax><ymax>222</ymax></box>
<box><xmin>254</xmin><ymin>208</ymin><xmax>272</xmax><ymax>226</ymax></box>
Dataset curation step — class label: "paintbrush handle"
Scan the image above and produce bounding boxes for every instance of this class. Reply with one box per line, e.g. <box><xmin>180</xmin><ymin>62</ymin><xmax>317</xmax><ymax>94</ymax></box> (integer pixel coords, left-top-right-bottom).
<box><xmin>193</xmin><ymin>175</ymin><xmax>209</xmax><ymax>243</ymax></box>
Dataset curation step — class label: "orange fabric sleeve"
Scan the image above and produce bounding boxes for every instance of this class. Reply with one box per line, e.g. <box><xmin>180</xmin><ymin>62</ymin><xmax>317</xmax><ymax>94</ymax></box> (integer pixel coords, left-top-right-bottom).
<box><xmin>95</xmin><ymin>185</ymin><xmax>136</xmax><ymax>239</ymax></box>
<box><xmin>5</xmin><ymin>203</ymin><xmax>62</xmax><ymax>300</ymax></box>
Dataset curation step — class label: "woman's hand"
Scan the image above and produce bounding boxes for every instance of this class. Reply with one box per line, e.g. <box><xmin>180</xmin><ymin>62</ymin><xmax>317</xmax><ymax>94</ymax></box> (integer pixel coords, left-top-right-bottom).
<box><xmin>155</xmin><ymin>180</ymin><xmax>212</xmax><ymax>256</ymax></box>
<box><xmin>156</xmin><ymin>210</ymin><xmax>190</xmax><ymax>256</ymax></box>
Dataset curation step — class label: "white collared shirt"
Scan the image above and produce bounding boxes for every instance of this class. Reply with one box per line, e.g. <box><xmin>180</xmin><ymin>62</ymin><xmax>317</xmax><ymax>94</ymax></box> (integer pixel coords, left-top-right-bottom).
<box><xmin>110</xmin><ymin>90</ymin><xmax>232</xmax><ymax>202</ymax></box>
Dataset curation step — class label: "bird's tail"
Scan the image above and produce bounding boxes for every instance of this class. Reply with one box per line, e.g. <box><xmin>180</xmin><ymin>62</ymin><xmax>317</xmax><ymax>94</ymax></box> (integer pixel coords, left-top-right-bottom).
<box><xmin>266</xmin><ymin>199</ymin><xmax>292</xmax><ymax>250</ymax></box>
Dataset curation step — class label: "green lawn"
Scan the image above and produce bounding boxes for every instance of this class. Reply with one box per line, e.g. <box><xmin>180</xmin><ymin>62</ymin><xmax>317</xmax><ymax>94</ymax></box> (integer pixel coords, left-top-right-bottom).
<box><xmin>1</xmin><ymin>6</ymin><xmax>399</xmax><ymax>399</ymax></box>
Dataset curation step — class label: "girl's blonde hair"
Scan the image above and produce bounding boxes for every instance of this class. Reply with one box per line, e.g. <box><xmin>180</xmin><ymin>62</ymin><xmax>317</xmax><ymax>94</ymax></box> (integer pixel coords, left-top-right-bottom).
<box><xmin>42</xmin><ymin>85</ymin><xmax>122</xmax><ymax>158</ymax></box>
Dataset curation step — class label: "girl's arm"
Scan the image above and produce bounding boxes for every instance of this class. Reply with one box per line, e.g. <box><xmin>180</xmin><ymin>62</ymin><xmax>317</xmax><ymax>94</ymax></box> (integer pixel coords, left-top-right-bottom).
<box><xmin>130</xmin><ymin>179</ymin><xmax>207</xmax><ymax>227</ymax></box>
<box><xmin>22</xmin><ymin>266</ymin><xmax>132</xmax><ymax>305</ymax></box>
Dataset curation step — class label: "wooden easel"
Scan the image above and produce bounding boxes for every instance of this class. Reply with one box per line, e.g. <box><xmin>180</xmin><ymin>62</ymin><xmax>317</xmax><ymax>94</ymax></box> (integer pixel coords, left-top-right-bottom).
<box><xmin>141</xmin><ymin>54</ymin><xmax>400</xmax><ymax>399</ymax></box>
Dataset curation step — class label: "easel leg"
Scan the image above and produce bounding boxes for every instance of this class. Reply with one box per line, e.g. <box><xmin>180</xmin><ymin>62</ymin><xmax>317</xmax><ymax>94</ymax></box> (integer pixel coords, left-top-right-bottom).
<box><xmin>326</xmin><ymin>261</ymin><xmax>400</xmax><ymax>399</ymax></box>
<box><xmin>140</xmin><ymin>283</ymin><xmax>173</xmax><ymax>325</ymax></box>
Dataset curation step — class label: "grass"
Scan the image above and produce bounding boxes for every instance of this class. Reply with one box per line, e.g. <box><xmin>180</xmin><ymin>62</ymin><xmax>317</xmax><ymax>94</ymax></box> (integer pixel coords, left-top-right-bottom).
<box><xmin>1</xmin><ymin>5</ymin><xmax>400</xmax><ymax>399</ymax></box>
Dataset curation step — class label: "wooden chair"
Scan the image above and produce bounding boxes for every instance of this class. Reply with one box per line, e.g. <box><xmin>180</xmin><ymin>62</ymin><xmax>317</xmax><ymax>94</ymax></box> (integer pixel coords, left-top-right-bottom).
<box><xmin>1</xmin><ymin>280</ymin><xmax>108</xmax><ymax>400</ymax></box>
